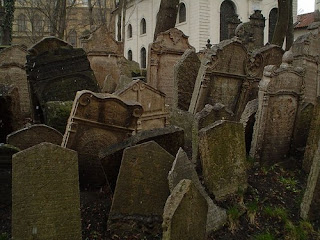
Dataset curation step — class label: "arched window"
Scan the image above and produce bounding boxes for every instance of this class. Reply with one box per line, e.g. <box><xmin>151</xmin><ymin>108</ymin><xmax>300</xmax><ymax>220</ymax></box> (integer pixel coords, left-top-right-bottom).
<box><xmin>68</xmin><ymin>30</ymin><xmax>77</xmax><ymax>47</ymax></box>
<box><xmin>33</xmin><ymin>14</ymin><xmax>43</xmax><ymax>33</ymax></box>
<box><xmin>128</xmin><ymin>50</ymin><xmax>132</xmax><ymax>61</ymax></box>
<box><xmin>178</xmin><ymin>3</ymin><xmax>186</xmax><ymax>23</ymax></box>
<box><xmin>220</xmin><ymin>0</ymin><xmax>237</xmax><ymax>41</ymax></box>
<box><xmin>127</xmin><ymin>24</ymin><xmax>132</xmax><ymax>38</ymax></box>
<box><xmin>269</xmin><ymin>8</ymin><xmax>278</xmax><ymax>42</ymax></box>
<box><xmin>140</xmin><ymin>18</ymin><xmax>146</xmax><ymax>35</ymax></box>
<box><xmin>140</xmin><ymin>47</ymin><xmax>146</xmax><ymax>68</ymax></box>
<box><xmin>17</xmin><ymin>14</ymin><xmax>26</xmax><ymax>32</ymax></box>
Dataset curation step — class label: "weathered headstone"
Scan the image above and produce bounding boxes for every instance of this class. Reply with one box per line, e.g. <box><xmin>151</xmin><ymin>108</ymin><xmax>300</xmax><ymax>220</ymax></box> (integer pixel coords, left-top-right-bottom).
<box><xmin>250</xmin><ymin>52</ymin><xmax>305</xmax><ymax>165</ymax></box>
<box><xmin>99</xmin><ymin>126</ymin><xmax>184</xmax><ymax>190</ymax></box>
<box><xmin>7</xmin><ymin>124</ymin><xmax>63</xmax><ymax>150</ymax></box>
<box><xmin>81</xmin><ymin>25</ymin><xmax>140</xmax><ymax>92</ymax></box>
<box><xmin>199</xmin><ymin>120</ymin><xmax>247</xmax><ymax>200</ymax></box>
<box><xmin>12</xmin><ymin>142</ymin><xmax>81</xmax><ymax>240</ymax></box>
<box><xmin>173</xmin><ymin>49</ymin><xmax>201</xmax><ymax>110</ymax></box>
<box><xmin>192</xmin><ymin>104</ymin><xmax>234</xmax><ymax>164</ymax></box>
<box><xmin>62</xmin><ymin>90</ymin><xmax>143</xmax><ymax>186</ymax></box>
<box><xmin>300</xmin><ymin>139</ymin><xmax>320</xmax><ymax>221</ymax></box>
<box><xmin>0</xmin><ymin>144</ymin><xmax>19</xmax><ymax>206</ymax></box>
<box><xmin>115</xmin><ymin>80</ymin><xmax>168</xmax><ymax>130</ymax></box>
<box><xmin>162</xmin><ymin>179</ymin><xmax>208</xmax><ymax>240</ymax></box>
<box><xmin>147</xmin><ymin>28</ymin><xmax>194</xmax><ymax>106</ymax></box>
<box><xmin>304</xmin><ymin>97</ymin><xmax>320</xmax><ymax>173</ymax></box>
<box><xmin>0</xmin><ymin>45</ymin><xmax>32</xmax><ymax>118</ymax></box>
<box><xmin>26</xmin><ymin>37</ymin><xmax>99</xmax><ymax>121</ymax></box>
<box><xmin>168</xmin><ymin>148</ymin><xmax>227</xmax><ymax>233</ymax></box>
<box><xmin>108</xmin><ymin>141</ymin><xmax>175</xmax><ymax>238</ymax></box>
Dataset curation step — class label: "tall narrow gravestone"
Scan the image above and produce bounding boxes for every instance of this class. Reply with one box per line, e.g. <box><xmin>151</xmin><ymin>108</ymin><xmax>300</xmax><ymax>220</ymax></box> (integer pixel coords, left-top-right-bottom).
<box><xmin>199</xmin><ymin>120</ymin><xmax>247</xmax><ymax>200</ymax></box>
<box><xmin>162</xmin><ymin>179</ymin><xmax>208</xmax><ymax>240</ymax></box>
<box><xmin>108</xmin><ymin>141</ymin><xmax>175</xmax><ymax>238</ymax></box>
<box><xmin>12</xmin><ymin>143</ymin><xmax>81</xmax><ymax>240</ymax></box>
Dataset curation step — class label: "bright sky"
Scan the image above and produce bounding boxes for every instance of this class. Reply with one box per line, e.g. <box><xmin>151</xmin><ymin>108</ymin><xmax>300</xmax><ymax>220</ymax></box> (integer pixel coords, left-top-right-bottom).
<box><xmin>298</xmin><ymin>0</ymin><xmax>315</xmax><ymax>14</ymax></box>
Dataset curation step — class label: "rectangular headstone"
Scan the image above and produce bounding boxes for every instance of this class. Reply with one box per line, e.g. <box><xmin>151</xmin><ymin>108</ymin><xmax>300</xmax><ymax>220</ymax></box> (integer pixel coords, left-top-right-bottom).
<box><xmin>162</xmin><ymin>179</ymin><xmax>208</xmax><ymax>240</ymax></box>
<box><xmin>12</xmin><ymin>143</ymin><xmax>81</xmax><ymax>240</ymax></box>
<box><xmin>199</xmin><ymin>120</ymin><xmax>247</xmax><ymax>200</ymax></box>
<box><xmin>108</xmin><ymin>141</ymin><xmax>175</xmax><ymax>238</ymax></box>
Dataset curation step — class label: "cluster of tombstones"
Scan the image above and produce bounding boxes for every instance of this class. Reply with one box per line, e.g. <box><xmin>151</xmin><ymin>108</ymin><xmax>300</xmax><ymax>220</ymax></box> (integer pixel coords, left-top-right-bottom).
<box><xmin>1</xmin><ymin>19</ymin><xmax>320</xmax><ymax>239</ymax></box>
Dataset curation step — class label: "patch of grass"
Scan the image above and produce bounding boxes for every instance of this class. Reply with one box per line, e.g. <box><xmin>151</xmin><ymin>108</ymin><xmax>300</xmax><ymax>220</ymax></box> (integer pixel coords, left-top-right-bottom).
<box><xmin>0</xmin><ymin>233</ymin><xmax>9</xmax><ymax>240</ymax></box>
<box><xmin>227</xmin><ymin>205</ymin><xmax>241</xmax><ymax>234</ymax></box>
<box><xmin>253</xmin><ymin>231</ymin><xmax>276</xmax><ymax>240</ymax></box>
<box><xmin>263</xmin><ymin>206</ymin><xmax>288</xmax><ymax>222</ymax></box>
<box><xmin>247</xmin><ymin>201</ymin><xmax>258</xmax><ymax>225</ymax></box>
<box><xmin>279</xmin><ymin>176</ymin><xmax>300</xmax><ymax>193</ymax></box>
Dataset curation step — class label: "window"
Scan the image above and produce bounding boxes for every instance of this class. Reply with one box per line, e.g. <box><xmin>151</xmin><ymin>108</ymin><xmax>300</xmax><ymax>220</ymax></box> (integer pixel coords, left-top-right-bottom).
<box><xmin>268</xmin><ymin>8</ymin><xmax>278</xmax><ymax>42</ymax></box>
<box><xmin>220</xmin><ymin>0</ymin><xmax>237</xmax><ymax>41</ymax></box>
<box><xmin>140</xmin><ymin>47</ymin><xmax>146</xmax><ymax>68</ymax></box>
<box><xmin>178</xmin><ymin>3</ymin><xmax>186</xmax><ymax>23</ymax></box>
<box><xmin>128</xmin><ymin>50</ymin><xmax>132</xmax><ymax>61</ymax></box>
<box><xmin>17</xmin><ymin>14</ymin><xmax>27</xmax><ymax>32</ymax></box>
<box><xmin>68</xmin><ymin>30</ymin><xmax>77</xmax><ymax>47</ymax></box>
<box><xmin>127</xmin><ymin>24</ymin><xmax>132</xmax><ymax>38</ymax></box>
<box><xmin>140</xmin><ymin>18</ymin><xmax>146</xmax><ymax>35</ymax></box>
<box><xmin>33</xmin><ymin>14</ymin><xmax>43</xmax><ymax>33</ymax></box>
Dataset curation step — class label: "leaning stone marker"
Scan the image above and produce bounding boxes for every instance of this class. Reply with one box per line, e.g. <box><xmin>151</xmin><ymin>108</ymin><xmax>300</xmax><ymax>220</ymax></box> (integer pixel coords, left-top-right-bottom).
<box><xmin>301</xmin><ymin>139</ymin><xmax>320</xmax><ymax>221</ymax></box>
<box><xmin>199</xmin><ymin>120</ymin><xmax>247</xmax><ymax>200</ymax></box>
<box><xmin>108</xmin><ymin>141</ymin><xmax>175</xmax><ymax>238</ymax></box>
<box><xmin>7</xmin><ymin>124</ymin><xmax>63</xmax><ymax>150</ymax></box>
<box><xmin>162</xmin><ymin>179</ymin><xmax>208</xmax><ymax>240</ymax></box>
<box><xmin>12</xmin><ymin>142</ymin><xmax>81</xmax><ymax>240</ymax></box>
<box><xmin>168</xmin><ymin>148</ymin><xmax>227</xmax><ymax>233</ymax></box>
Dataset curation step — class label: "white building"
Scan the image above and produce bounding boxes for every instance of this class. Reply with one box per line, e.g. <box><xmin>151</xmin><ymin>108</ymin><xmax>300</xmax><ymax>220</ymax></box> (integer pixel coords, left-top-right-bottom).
<box><xmin>116</xmin><ymin>0</ymin><xmax>298</xmax><ymax>68</ymax></box>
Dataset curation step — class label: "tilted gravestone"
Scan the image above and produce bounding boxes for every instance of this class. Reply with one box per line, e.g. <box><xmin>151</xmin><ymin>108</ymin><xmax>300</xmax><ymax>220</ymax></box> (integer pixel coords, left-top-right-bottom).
<box><xmin>26</xmin><ymin>37</ymin><xmax>99</xmax><ymax>121</ymax></box>
<box><xmin>168</xmin><ymin>148</ymin><xmax>227</xmax><ymax>233</ymax></box>
<box><xmin>162</xmin><ymin>179</ymin><xmax>208</xmax><ymax>240</ymax></box>
<box><xmin>291</xmin><ymin>31</ymin><xmax>320</xmax><ymax>153</ymax></box>
<box><xmin>173</xmin><ymin>49</ymin><xmax>201</xmax><ymax>111</ymax></box>
<box><xmin>99</xmin><ymin>126</ymin><xmax>184</xmax><ymax>190</ymax></box>
<box><xmin>300</xmin><ymin>139</ymin><xmax>320</xmax><ymax>221</ymax></box>
<box><xmin>62</xmin><ymin>90</ymin><xmax>143</xmax><ymax>187</ymax></box>
<box><xmin>108</xmin><ymin>141</ymin><xmax>175</xmax><ymax>238</ymax></box>
<box><xmin>199</xmin><ymin>120</ymin><xmax>247</xmax><ymax>200</ymax></box>
<box><xmin>0</xmin><ymin>45</ymin><xmax>32</xmax><ymax>118</ymax></box>
<box><xmin>147</xmin><ymin>28</ymin><xmax>194</xmax><ymax>106</ymax></box>
<box><xmin>12</xmin><ymin>142</ymin><xmax>81</xmax><ymax>240</ymax></box>
<box><xmin>250</xmin><ymin>52</ymin><xmax>305</xmax><ymax>165</ymax></box>
<box><xmin>7</xmin><ymin>124</ymin><xmax>63</xmax><ymax>150</ymax></box>
<box><xmin>0</xmin><ymin>144</ymin><xmax>19</xmax><ymax>206</ymax></box>
<box><xmin>115</xmin><ymin>80</ymin><xmax>168</xmax><ymax>131</ymax></box>
<box><xmin>304</xmin><ymin>97</ymin><xmax>320</xmax><ymax>173</ymax></box>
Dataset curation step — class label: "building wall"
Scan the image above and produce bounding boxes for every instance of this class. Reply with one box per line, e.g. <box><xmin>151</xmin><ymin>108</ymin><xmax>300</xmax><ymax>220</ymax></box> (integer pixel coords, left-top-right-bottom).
<box><xmin>120</xmin><ymin>0</ymin><xmax>289</xmax><ymax>68</ymax></box>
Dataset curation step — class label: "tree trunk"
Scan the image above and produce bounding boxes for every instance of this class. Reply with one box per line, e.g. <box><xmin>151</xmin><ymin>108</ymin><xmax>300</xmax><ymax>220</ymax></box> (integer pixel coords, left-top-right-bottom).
<box><xmin>153</xmin><ymin>0</ymin><xmax>179</xmax><ymax>41</ymax></box>
<box><xmin>57</xmin><ymin>0</ymin><xmax>66</xmax><ymax>39</ymax></box>
<box><xmin>285</xmin><ymin>0</ymin><xmax>293</xmax><ymax>50</ymax></box>
<box><xmin>271</xmin><ymin>0</ymin><xmax>290</xmax><ymax>47</ymax></box>
<box><xmin>88</xmin><ymin>0</ymin><xmax>94</xmax><ymax>30</ymax></box>
<box><xmin>121</xmin><ymin>0</ymin><xmax>126</xmax><ymax>42</ymax></box>
<box><xmin>2</xmin><ymin>0</ymin><xmax>15</xmax><ymax>45</ymax></box>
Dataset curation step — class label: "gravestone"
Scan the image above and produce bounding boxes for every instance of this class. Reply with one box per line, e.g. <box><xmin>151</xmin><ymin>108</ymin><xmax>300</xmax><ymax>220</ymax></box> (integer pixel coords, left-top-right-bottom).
<box><xmin>99</xmin><ymin>126</ymin><xmax>184</xmax><ymax>190</ymax></box>
<box><xmin>115</xmin><ymin>80</ymin><xmax>168</xmax><ymax>130</ymax></box>
<box><xmin>0</xmin><ymin>84</ymin><xmax>22</xmax><ymax>142</ymax></box>
<box><xmin>81</xmin><ymin>25</ymin><xmax>140</xmax><ymax>92</ymax></box>
<box><xmin>0</xmin><ymin>45</ymin><xmax>32</xmax><ymax>118</ymax></box>
<box><xmin>304</xmin><ymin>97</ymin><xmax>320</xmax><ymax>173</ymax></box>
<box><xmin>162</xmin><ymin>179</ymin><xmax>208</xmax><ymax>240</ymax></box>
<box><xmin>192</xmin><ymin>104</ymin><xmax>234</xmax><ymax>164</ymax></box>
<box><xmin>26</xmin><ymin>37</ymin><xmax>99</xmax><ymax>121</ymax></box>
<box><xmin>7</xmin><ymin>124</ymin><xmax>63</xmax><ymax>150</ymax></box>
<box><xmin>0</xmin><ymin>144</ymin><xmax>19</xmax><ymax>206</ymax></box>
<box><xmin>168</xmin><ymin>148</ymin><xmax>227</xmax><ymax>233</ymax></box>
<box><xmin>250</xmin><ymin>52</ymin><xmax>305</xmax><ymax>165</ymax></box>
<box><xmin>300</xmin><ymin>139</ymin><xmax>320</xmax><ymax>221</ymax></box>
<box><xmin>62</xmin><ymin>90</ymin><xmax>143</xmax><ymax>187</ymax></box>
<box><xmin>147</xmin><ymin>28</ymin><xmax>194</xmax><ymax>106</ymax></box>
<box><xmin>12</xmin><ymin>142</ymin><xmax>81</xmax><ymax>240</ymax></box>
<box><xmin>108</xmin><ymin>141</ymin><xmax>175</xmax><ymax>238</ymax></box>
<box><xmin>199</xmin><ymin>120</ymin><xmax>247</xmax><ymax>200</ymax></box>
<box><xmin>173</xmin><ymin>49</ymin><xmax>201</xmax><ymax>110</ymax></box>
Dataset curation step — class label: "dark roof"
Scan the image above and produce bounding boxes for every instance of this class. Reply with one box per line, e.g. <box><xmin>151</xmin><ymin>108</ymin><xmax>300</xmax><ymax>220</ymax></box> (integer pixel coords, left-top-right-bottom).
<box><xmin>294</xmin><ymin>12</ymin><xmax>315</xmax><ymax>29</ymax></box>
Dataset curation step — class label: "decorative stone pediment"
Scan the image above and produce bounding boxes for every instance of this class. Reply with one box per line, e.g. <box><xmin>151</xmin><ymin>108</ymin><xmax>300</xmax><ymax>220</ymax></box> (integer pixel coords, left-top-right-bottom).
<box><xmin>0</xmin><ymin>45</ymin><xmax>27</xmax><ymax>69</ymax></box>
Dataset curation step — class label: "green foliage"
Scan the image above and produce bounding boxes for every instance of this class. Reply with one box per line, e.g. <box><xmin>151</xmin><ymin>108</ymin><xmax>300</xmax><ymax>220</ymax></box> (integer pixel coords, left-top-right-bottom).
<box><xmin>3</xmin><ymin>0</ymin><xmax>15</xmax><ymax>44</ymax></box>
<box><xmin>279</xmin><ymin>176</ymin><xmax>300</xmax><ymax>193</ymax></box>
<box><xmin>253</xmin><ymin>231</ymin><xmax>275</xmax><ymax>240</ymax></box>
<box><xmin>227</xmin><ymin>205</ymin><xmax>241</xmax><ymax>234</ymax></box>
<box><xmin>247</xmin><ymin>201</ymin><xmax>258</xmax><ymax>225</ymax></box>
<box><xmin>0</xmin><ymin>233</ymin><xmax>9</xmax><ymax>240</ymax></box>
<box><xmin>263</xmin><ymin>206</ymin><xmax>288</xmax><ymax>222</ymax></box>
